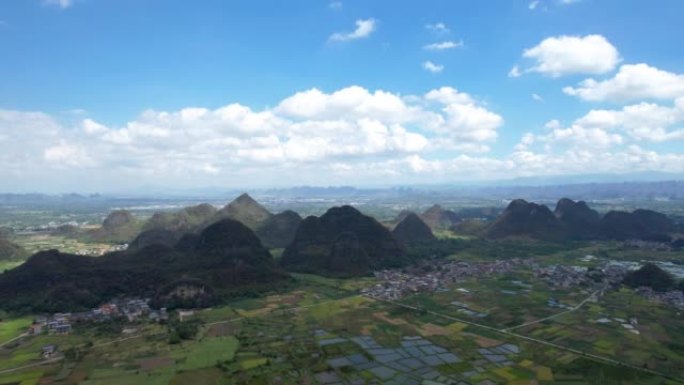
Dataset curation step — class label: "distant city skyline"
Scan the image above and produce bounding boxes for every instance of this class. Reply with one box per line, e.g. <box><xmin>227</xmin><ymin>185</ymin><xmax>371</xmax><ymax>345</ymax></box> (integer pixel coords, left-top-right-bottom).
<box><xmin>1</xmin><ymin>0</ymin><xmax>683</xmax><ymax>192</ymax></box>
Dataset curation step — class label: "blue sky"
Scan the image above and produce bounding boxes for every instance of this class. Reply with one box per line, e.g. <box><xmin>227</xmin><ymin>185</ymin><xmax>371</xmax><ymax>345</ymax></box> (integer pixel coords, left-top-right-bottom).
<box><xmin>1</xmin><ymin>0</ymin><xmax>683</xmax><ymax>192</ymax></box>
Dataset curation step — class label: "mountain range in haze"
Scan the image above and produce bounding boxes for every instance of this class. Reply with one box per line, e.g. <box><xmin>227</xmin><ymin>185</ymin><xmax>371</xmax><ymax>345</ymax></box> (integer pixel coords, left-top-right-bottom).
<box><xmin>1</xmin><ymin>178</ymin><xmax>683</xmax><ymax>201</ymax></box>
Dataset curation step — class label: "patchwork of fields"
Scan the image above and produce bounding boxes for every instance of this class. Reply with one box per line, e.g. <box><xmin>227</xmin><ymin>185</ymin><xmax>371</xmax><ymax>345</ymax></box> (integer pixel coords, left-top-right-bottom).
<box><xmin>1</xmin><ymin>263</ymin><xmax>683</xmax><ymax>384</ymax></box>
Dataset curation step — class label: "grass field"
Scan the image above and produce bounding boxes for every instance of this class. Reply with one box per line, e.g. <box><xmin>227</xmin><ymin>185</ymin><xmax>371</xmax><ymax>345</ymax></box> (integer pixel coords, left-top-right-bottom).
<box><xmin>0</xmin><ymin>370</ymin><xmax>43</xmax><ymax>385</ymax></box>
<box><xmin>0</xmin><ymin>317</ymin><xmax>32</xmax><ymax>343</ymax></box>
<box><xmin>0</xmin><ymin>261</ymin><xmax>23</xmax><ymax>272</ymax></box>
<box><xmin>172</xmin><ymin>337</ymin><xmax>239</xmax><ymax>371</ymax></box>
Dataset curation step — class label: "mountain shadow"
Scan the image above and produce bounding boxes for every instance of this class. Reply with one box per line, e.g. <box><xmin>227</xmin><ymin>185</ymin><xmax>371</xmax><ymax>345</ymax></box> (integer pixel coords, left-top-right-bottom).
<box><xmin>255</xmin><ymin>210</ymin><xmax>302</xmax><ymax>249</ymax></box>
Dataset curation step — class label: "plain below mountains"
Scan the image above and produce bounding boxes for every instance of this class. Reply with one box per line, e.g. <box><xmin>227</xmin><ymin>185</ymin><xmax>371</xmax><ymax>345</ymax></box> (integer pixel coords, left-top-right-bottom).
<box><xmin>0</xmin><ymin>236</ymin><xmax>26</xmax><ymax>261</ymax></box>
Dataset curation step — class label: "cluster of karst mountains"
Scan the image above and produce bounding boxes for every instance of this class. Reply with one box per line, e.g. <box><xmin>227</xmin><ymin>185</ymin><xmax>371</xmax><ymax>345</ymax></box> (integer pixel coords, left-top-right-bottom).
<box><xmin>487</xmin><ymin>198</ymin><xmax>676</xmax><ymax>242</ymax></box>
<box><xmin>0</xmin><ymin>194</ymin><xmax>678</xmax><ymax>312</ymax></box>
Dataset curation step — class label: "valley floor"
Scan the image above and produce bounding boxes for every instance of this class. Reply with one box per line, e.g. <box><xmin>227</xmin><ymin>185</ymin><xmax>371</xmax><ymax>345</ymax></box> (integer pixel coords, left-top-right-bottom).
<box><xmin>1</xmin><ymin>255</ymin><xmax>684</xmax><ymax>385</ymax></box>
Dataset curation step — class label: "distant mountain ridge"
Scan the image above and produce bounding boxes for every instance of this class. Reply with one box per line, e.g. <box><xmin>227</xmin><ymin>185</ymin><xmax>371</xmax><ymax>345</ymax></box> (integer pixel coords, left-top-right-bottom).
<box><xmin>134</xmin><ymin>194</ymin><xmax>300</xmax><ymax>250</ymax></box>
<box><xmin>128</xmin><ymin>203</ymin><xmax>220</xmax><ymax>250</ymax></box>
<box><xmin>487</xmin><ymin>198</ymin><xmax>675</xmax><ymax>241</ymax></box>
<box><xmin>143</xmin><ymin>203</ymin><xmax>217</xmax><ymax>233</ymax></box>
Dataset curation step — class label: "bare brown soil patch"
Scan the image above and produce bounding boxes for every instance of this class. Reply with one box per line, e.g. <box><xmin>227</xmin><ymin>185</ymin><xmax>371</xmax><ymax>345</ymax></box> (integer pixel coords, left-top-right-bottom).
<box><xmin>474</xmin><ymin>335</ymin><xmax>502</xmax><ymax>347</ymax></box>
<box><xmin>136</xmin><ymin>356</ymin><xmax>174</xmax><ymax>372</ymax></box>
<box><xmin>206</xmin><ymin>323</ymin><xmax>237</xmax><ymax>337</ymax></box>
<box><xmin>373</xmin><ymin>312</ymin><xmax>407</xmax><ymax>325</ymax></box>
<box><xmin>419</xmin><ymin>323</ymin><xmax>451</xmax><ymax>337</ymax></box>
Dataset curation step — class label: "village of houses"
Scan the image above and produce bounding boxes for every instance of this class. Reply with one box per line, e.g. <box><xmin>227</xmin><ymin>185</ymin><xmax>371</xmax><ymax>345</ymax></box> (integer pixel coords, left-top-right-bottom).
<box><xmin>29</xmin><ymin>298</ymin><xmax>168</xmax><ymax>338</ymax></box>
<box><xmin>25</xmin><ymin>298</ymin><xmax>169</xmax><ymax>359</ymax></box>
<box><xmin>361</xmin><ymin>256</ymin><xmax>684</xmax><ymax>331</ymax></box>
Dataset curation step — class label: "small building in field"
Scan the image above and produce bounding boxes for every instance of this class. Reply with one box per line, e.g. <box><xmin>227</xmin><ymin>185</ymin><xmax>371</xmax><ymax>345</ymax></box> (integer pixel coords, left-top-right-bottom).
<box><xmin>42</xmin><ymin>344</ymin><xmax>58</xmax><ymax>358</ymax></box>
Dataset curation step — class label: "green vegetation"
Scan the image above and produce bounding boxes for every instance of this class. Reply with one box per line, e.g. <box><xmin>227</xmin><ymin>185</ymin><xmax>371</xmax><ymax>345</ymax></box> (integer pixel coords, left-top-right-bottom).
<box><xmin>0</xmin><ymin>237</ymin><xmax>26</xmax><ymax>261</ymax></box>
<box><xmin>0</xmin><ymin>271</ymin><xmax>680</xmax><ymax>384</ymax></box>
<box><xmin>0</xmin><ymin>219</ymin><xmax>287</xmax><ymax>313</ymax></box>
<box><xmin>167</xmin><ymin>317</ymin><xmax>203</xmax><ymax>343</ymax></box>
<box><xmin>281</xmin><ymin>205</ymin><xmax>407</xmax><ymax>277</ymax></box>
<box><xmin>0</xmin><ymin>195</ymin><xmax>683</xmax><ymax>384</ymax></box>
<box><xmin>623</xmin><ymin>263</ymin><xmax>676</xmax><ymax>292</ymax></box>
<box><xmin>0</xmin><ymin>370</ymin><xmax>43</xmax><ymax>385</ymax></box>
<box><xmin>0</xmin><ymin>316</ymin><xmax>32</xmax><ymax>342</ymax></box>
<box><xmin>173</xmin><ymin>337</ymin><xmax>239</xmax><ymax>370</ymax></box>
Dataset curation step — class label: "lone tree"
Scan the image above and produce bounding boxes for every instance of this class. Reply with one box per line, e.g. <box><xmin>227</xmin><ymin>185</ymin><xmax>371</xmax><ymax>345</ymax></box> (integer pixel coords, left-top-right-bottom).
<box><xmin>623</xmin><ymin>263</ymin><xmax>675</xmax><ymax>292</ymax></box>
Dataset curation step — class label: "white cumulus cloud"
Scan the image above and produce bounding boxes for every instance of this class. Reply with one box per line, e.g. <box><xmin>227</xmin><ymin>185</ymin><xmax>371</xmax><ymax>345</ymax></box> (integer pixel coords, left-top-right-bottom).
<box><xmin>425</xmin><ymin>22</ymin><xmax>450</xmax><ymax>35</ymax></box>
<box><xmin>423</xmin><ymin>61</ymin><xmax>444</xmax><ymax>73</ymax></box>
<box><xmin>423</xmin><ymin>40</ymin><xmax>463</xmax><ymax>51</ymax></box>
<box><xmin>0</xmin><ymin>85</ymin><xmax>507</xmax><ymax>190</ymax></box>
<box><xmin>516</xmin><ymin>34</ymin><xmax>620</xmax><ymax>77</ymax></box>
<box><xmin>43</xmin><ymin>0</ymin><xmax>74</xmax><ymax>8</ymax></box>
<box><xmin>508</xmin><ymin>66</ymin><xmax>522</xmax><ymax>78</ymax></box>
<box><xmin>44</xmin><ymin>142</ymin><xmax>94</xmax><ymax>168</ymax></box>
<box><xmin>329</xmin><ymin>18</ymin><xmax>376</xmax><ymax>42</ymax></box>
<box><xmin>563</xmin><ymin>63</ymin><xmax>684</xmax><ymax>102</ymax></box>
<box><xmin>574</xmin><ymin>98</ymin><xmax>684</xmax><ymax>141</ymax></box>
<box><xmin>4</xmin><ymin>84</ymin><xmax>683</xmax><ymax>190</ymax></box>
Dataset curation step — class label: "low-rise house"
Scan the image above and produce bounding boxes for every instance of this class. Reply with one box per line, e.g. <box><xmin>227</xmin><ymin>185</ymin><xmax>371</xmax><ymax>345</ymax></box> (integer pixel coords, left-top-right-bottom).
<box><xmin>42</xmin><ymin>344</ymin><xmax>58</xmax><ymax>358</ymax></box>
<box><xmin>27</xmin><ymin>323</ymin><xmax>43</xmax><ymax>335</ymax></box>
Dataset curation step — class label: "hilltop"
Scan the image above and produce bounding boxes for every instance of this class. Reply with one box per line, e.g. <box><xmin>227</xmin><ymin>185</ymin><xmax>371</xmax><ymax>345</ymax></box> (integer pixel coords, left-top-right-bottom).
<box><xmin>143</xmin><ymin>203</ymin><xmax>217</xmax><ymax>233</ymax></box>
<box><xmin>128</xmin><ymin>203</ymin><xmax>219</xmax><ymax>250</ymax></box>
<box><xmin>420</xmin><ymin>205</ymin><xmax>461</xmax><ymax>230</ymax></box>
<box><xmin>553</xmin><ymin>198</ymin><xmax>601</xmax><ymax>239</ymax></box>
<box><xmin>133</xmin><ymin>196</ymin><xmax>297</xmax><ymax>249</ymax></box>
<box><xmin>392</xmin><ymin>212</ymin><xmax>436</xmax><ymax>244</ymax></box>
<box><xmin>487</xmin><ymin>199</ymin><xmax>564</xmax><ymax>241</ymax></box>
<box><xmin>215</xmin><ymin>193</ymin><xmax>273</xmax><ymax>230</ymax></box>
<box><xmin>88</xmin><ymin>210</ymin><xmax>142</xmax><ymax>243</ymax></box>
<box><xmin>281</xmin><ymin>206</ymin><xmax>406</xmax><ymax>277</ymax></box>
<box><xmin>623</xmin><ymin>263</ymin><xmax>676</xmax><ymax>292</ymax></box>
<box><xmin>600</xmin><ymin>209</ymin><xmax>675</xmax><ymax>241</ymax></box>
